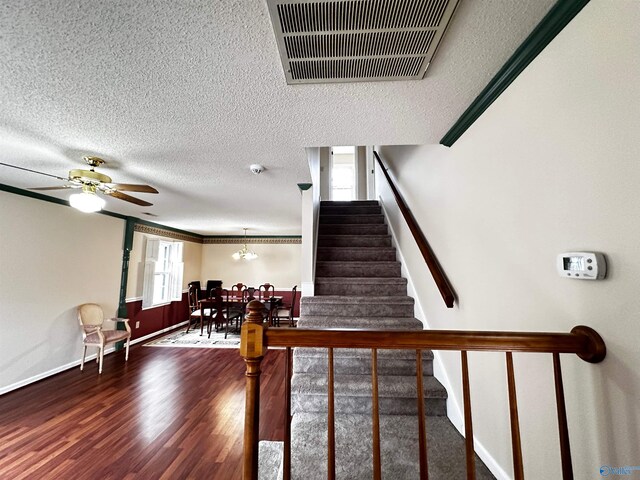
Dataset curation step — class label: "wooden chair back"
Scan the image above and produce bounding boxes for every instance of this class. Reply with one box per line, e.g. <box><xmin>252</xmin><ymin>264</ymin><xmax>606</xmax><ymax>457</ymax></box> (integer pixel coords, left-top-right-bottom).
<box><xmin>258</xmin><ymin>283</ymin><xmax>275</xmax><ymax>300</ymax></box>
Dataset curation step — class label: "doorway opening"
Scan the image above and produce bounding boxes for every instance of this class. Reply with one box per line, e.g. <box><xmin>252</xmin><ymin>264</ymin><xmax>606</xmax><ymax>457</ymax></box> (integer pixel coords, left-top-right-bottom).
<box><xmin>331</xmin><ymin>146</ymin><xmax>355</xmax><ymax>200</ymax></box>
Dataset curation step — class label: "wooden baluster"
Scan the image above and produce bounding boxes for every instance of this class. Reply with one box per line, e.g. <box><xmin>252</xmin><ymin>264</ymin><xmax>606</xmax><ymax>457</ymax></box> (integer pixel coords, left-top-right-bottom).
<box><xmin>506</xmin><ymin>352</ymin><xmax>524</xmax><ymax>480</ymax></box>
<box><xmin>283</xmin><ymin>347</ymin><xmax>292</xmax><ymax>480</ymax></box>
<box><xmin>553</xmin><ymin>353</ymin><xmax>574</xmax><ymax>480</ymax></box>
<box><xmin>371</xmin><ymin>348</ymin><xmax>381</xmax><ymax>480</ymax></box>
<box><xmin>328</xmin><ymin>348</ymin><xmax>336</xmax><ymax>480</ymax></box>
<box><xmin>461</xmin><ymin>351</ymin><xmax>476</xmax><ymax>480</ymax></box>
<box><xmin>240</xmin><ymin>300</ymin><xmax>268</xmax><ymax>480</ymax></box>
<box><xmin>416</xmin><ymin>349</ymin><xmax>429</xmax><ymax>479</ymax></box>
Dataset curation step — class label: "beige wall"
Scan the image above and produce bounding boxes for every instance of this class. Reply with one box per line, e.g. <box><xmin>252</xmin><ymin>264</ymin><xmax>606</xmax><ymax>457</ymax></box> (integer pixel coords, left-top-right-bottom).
<box><xmin>126</xmin><ymin>231</ymin><xmax>202</xmax><ymax>299</ymax></box>
<box><xmin>356</xmin><ymin>146</ymin><xmax>367</xmax><ymax>200</ymax></box>
<box><xmin>201</xmin><ymin>243</ymin><xmax>301</xmax><ymax>290</ymax></box>
<box><xmin>0</xmin><ymin>191</ymin><xmax>124</xmax><ymax>393</ymax></box>
<box><xmin>376</xmin><ymin>2</ymin><xmax>640</xmax><ymax>478</ymax></box>
<box><xmin>319</xmin><ymin>147</ymin><xmax>331</xmax><ymax>200</ymax></box>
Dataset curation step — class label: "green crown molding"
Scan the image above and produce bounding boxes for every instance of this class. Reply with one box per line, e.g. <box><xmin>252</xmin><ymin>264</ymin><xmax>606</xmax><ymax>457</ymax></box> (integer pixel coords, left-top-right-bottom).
<box><xmin>0</xmin><ymin>183</ymin><xmax>203</xmax><ymax>240</ymax></box>
<box><xmin>0</xmin><ymin>182</ymin><xmax>129</xmax><ymax>220</ymax></box>
<box><xmin>440</xmin><ymin>0</ymin><xmax>590</xmax><ymax>147</ymax></box>
<box><xmin>1</xmin><ymin>182</ymin><xmax>300</xmax><ymax>243</ymax></box>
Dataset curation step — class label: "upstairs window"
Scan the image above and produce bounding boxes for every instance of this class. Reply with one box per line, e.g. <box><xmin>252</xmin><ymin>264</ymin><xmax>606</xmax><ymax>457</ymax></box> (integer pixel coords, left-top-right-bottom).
<box><xmin>142</xmin><ymin>238</ymin><xmax>184</xmax><ymax>308</ymax></box>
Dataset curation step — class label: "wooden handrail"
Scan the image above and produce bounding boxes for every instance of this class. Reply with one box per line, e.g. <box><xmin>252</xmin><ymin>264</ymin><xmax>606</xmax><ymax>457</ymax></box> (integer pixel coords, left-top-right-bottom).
<box><xmin>374</xmin><ymin>150</ymin><xmax>456</xmax><ymax>308</ymax></box>
<box><xmin>263</xmin><ymin>326</ymin><xmax>605</xmax><ymax>362</ymax></box>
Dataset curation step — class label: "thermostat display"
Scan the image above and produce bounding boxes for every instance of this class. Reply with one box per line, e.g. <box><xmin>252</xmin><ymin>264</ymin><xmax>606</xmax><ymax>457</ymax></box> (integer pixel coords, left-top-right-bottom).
<box><xmin>557</xmin><ymin>252</ymin><xmax>606</xmax><ymax>280</ymax></box>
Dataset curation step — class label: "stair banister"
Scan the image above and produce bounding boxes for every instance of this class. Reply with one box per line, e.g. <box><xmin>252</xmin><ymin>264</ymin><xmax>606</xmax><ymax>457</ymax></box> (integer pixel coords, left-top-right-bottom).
<box><xmin>373</xmin><ymin>150</ymin><xmax>456</xmax><ymax>308</ymax></box>
<box><xmin>241</xmin><ymin>315</ymin><xmax>605</xmax><ymax>480</ymax></box>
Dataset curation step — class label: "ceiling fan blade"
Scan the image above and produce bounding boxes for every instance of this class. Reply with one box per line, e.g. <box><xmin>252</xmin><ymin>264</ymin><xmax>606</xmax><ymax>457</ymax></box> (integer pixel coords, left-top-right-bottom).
<box><xmin>0</xmin><ymin>162</ymin><xmax>68</xmax><ymax>181</ymax></box>
<box><xmin>106</xmin><ymin>190</ymin><xmax>153</xmax><ymax>207</ymax></box>
<box><xmin>109</xmin><ymin>183</ymin><xmax>158</xmax><ymax>194</ymax></box>
<box><xmin>29</xmin><ymin>185</ymin><xmax>79</xmax><ymax>191</ymax></box>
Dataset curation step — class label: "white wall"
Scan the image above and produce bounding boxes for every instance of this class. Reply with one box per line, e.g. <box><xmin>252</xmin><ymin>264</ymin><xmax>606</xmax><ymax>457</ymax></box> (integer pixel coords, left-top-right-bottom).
<box><xmin>0</xmin><ymin>192</ymin><xmax>124</xmax><ymax>393</ymax></box>
<box><xmin>201</xmin><ymin>242</ymin><xmax>301</xmax><ymax>290</ymax></box>
<box><xmin>377</xmin><ymin>1</ymin><xmax>640</xmax><ymax>478</ymax></box>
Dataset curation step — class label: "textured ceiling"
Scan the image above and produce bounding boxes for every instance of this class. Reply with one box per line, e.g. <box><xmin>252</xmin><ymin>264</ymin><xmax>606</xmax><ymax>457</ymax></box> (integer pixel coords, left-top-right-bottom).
<box><xmin>0</xmin><ymin>0</ymin><xmax>555</xmax><ymax>235</ymax></box>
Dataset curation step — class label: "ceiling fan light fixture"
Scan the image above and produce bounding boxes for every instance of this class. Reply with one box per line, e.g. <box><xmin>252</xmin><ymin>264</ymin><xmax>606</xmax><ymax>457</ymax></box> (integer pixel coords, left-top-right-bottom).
<box><xmin>232</xmin><ymin>228</ymin><xmax>259</xmax><ymax>261</ymax></box>
<box><xmin>69</xmin><ymin>186</ymin><xmax>105</xmax><ymax>213</ymax></box>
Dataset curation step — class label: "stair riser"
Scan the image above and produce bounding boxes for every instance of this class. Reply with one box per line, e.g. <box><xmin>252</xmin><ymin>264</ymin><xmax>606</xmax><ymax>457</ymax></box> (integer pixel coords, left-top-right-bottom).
<box><xmin>292</xmin><ymin>396</ymin><xmax>446</xmax><ymax>416</ymax></box>
<box><xmin>320</xmin><ymin>206</ymin><xmax>382</xmax><ymax>215</ymax></box>
<box><xmin>318</xmin><ymin>236</ymin><xmax>391</xmax><ymax>247</ymax></box>
<box><xmin>296</xmin><ymin>319</ymin><xmax>423</xmax><ymax>330</ymax></box>
<box><xmin>315</xmin><ymin>282</ymin><xmax>407</xmax><ymax>296</ymax></box>
<box><xmin>321</xmin><ymin>201</ymin><xmax>379</xmax><ymax>206</ymax></box>
<box><xmin>316</xmin><ymin>248</ymin><xmax>396</xmax><ymax>262</ymax></box>
<box><xmin>318</xmin><ymin>224</ymin><xmax>389</xmax><ymax>235</ymax></box>
<box><xmin>316</xmin><ymin>263</ymin><xmax>401</xmax><ymax>278</ymax></box>
<box><xmin>294</xmin><ymin>357</ymin><xmax>434</xmax><ymax>376</ymax></box>
<box><xmin>301</xmin><ymin>302</ymin><xmax>414</xmax><ymax>317</ymax></box>
<box><xmin>319</xmin><ymin>215</ymin><xmax>385</xmax><ymax>225</ymax></box>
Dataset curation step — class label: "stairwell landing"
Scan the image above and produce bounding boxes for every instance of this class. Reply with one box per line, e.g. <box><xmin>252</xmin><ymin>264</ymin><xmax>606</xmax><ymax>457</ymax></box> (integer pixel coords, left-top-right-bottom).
<box><xmin>280</xmin><ymin>201</ymin><xmax>495</xmax><ymax>479</ymax></box>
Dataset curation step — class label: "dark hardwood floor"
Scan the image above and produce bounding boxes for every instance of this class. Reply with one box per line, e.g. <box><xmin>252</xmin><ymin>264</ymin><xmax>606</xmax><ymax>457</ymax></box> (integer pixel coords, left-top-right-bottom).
<box><xmin>0</xmin><ymin>340</ymin><xmax>286</xmax><ymax>479</ymax></box>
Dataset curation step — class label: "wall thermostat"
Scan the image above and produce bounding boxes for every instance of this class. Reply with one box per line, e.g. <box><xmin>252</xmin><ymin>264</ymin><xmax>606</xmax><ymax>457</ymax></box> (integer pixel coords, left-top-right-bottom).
<box><xmin>557</xmin><ymin>252</ymin><xmax>606</xmax><ymax>280</ymax></box>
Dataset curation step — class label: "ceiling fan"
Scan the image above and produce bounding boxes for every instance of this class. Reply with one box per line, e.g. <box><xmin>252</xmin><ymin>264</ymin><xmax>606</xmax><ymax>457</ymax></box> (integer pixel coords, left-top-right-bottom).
<box><xmin>0</xmin><ymin>156</ymin><xmax>158</xmax><ymax>212</ymax></box>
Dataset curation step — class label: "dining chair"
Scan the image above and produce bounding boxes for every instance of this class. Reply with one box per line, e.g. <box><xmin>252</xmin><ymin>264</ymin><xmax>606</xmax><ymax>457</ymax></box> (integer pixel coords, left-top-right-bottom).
<box><xmin>230</xmin><ymin>283</ymin><xmax>247</xmax><ymax>318</ymax></box>
<box><xmin>208</xmin><ymin>288</ymin><xmax>243</xmax><ymax>339</ymax></box>
<box><xmin>188</xmin><ymin>281</ymin><xmax>203</xmax><ymax>299</ymax></box>
<box><xmin>186</xmin><ymin>285</ymin><xmax>214</xmax><ymax>334</ymax></box>
<box><xmin>205</xmin><ymin>280</ymin><xmax>223</xmax><ymax>296</ymax></box>
<box><xmin>259</xmin><ymin>283</ymin><xmax>277</xmax><ymax>325</ymax></box>
<box><xmin>258</xmin><ymin>283</ymin><xmax>275</xmax><ymax>300</ymax></box>
<box><xmin>274</xmin><ymin>285</ymin><xmax>298</xmax><ymax>327</ymax></box>
<box><xmin>78</xmin><ymin>303</ymin><xmax>131</xmax><ymax>374</ymax></box>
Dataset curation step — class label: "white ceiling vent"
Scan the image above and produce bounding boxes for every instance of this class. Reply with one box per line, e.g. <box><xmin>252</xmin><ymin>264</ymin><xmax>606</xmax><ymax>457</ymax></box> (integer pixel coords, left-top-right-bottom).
<box><xmin>267</xmin><ymin>0</ymin><xmax>461</xmax><ymax>84</ymax></box>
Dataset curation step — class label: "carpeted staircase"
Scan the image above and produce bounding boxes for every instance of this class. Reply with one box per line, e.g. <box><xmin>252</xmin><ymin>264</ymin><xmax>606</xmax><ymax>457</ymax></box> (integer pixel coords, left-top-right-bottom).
<box><xmin>259</xmin><ymin>200</ymin><xmax>494</xmax><ymax>480</ymax></box>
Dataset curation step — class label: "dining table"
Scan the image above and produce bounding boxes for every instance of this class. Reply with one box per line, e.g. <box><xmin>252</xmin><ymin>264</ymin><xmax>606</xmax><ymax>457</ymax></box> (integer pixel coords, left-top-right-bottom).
<box><xmin>197</xmin><ymin>296</ymin><xmax>283</xmax><ymax>334</ymax></box>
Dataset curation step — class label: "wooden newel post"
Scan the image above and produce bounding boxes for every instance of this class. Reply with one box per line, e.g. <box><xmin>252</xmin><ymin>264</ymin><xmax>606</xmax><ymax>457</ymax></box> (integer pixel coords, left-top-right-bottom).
<box><xmin>240</xmin><ymin>300</ymin><xmax>268</xmax><ymax>480</ymax></box>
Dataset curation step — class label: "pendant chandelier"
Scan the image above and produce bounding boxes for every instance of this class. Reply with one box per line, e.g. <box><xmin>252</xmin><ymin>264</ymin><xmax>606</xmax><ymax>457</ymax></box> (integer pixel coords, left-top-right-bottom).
<box><xmin>232</xmin><ymin>228</ymin><xmax>258</xmax><ymax>261</ymax></box>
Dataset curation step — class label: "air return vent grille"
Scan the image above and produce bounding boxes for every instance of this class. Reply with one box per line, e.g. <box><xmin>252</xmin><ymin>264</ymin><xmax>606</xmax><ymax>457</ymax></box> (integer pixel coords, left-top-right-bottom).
<box><xmin>267</xmin><ymin>0</ymin><xmax>460</xmax><ymax>84</ymax></box>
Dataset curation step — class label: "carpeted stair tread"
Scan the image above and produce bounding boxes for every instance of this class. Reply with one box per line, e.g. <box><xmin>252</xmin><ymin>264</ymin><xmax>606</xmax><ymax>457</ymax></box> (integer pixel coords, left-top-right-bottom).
<box><xmin>318</xmin><ymin>234</ymin><xmax>392</xmax><ymax>247</ymax></box>
<box><xmin>314</xmin><ymin>277</ymin><xmax>407</xmax><ymax>296</ymax></box>
<box><xmin>316</xmin><ymin>246</ymin><xmax>397</xmax><ymax>261</ymax></box>
<box><xmin>302</xmin><ymin>295</ymin><xmax>413</xmax><ymax>305</ymax></box>
<box><xmin>293</xmin><ymin>347</ymin><xmax>434</xmax><ymax>376</ymax></box>
<box><xmin>301</xmin><ymin>296</ymin><xmax>415</xmax><ymax>318</ymax></box>
<box><xmin>318</xmin><ymin>224</ymin><xmax>389</xmax><ymax>235</ymax></box>
<box><xmin>258</xmin><ymin>441</ymin><xmax>283</xmax><ymax>480</ymax></box>
<box><xmin>320</xmin><ymin>205</ymin><xmax>382</xmax><ymax>215</ymax></box>
<box><xmin>296</xmin><ymin>317</ymin><xmax>423</xmax><ymax>330</ymax></box>
<box><xmin>289</xmin><ymin>414</ymin><xmax>495</xmax><ymax>479</ymax></box>
<box><xmin>294</xmin><ymin>347</ymin><xmax>434</xmax><ymax>360</ymax></box>
<box><xmin>292</xmin><ymin>374</ymin><xmax>447</xmax><ymax>399</ymax></box>
<box><xmin>315</xmin><ymin>277</ymin><xmax>407</xmax><ymax>296</ymax></box>
<box><xmin>319</xmin><ymin>214</ymin><xmax>385</xmax><ymax>225</ymax></box>
<box><xmin>316</xmin><ymin>261</ymin><xmax>401</xmax><ymax>277</ymax></box>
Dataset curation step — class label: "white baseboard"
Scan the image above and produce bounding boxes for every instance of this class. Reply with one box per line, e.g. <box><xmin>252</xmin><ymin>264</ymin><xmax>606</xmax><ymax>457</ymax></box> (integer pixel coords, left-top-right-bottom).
<box><xmin>131</xmin><ymin>321</ymin><xmax>188</xmax><ymax>346</ymax></box>
<box><xmin>379</xmin><ymin>197</ymin><xmax>509</xmax><ymax>480</ymax></box>
<box><xmin>0</xmin><ymin>321</ymin><xmax>189</xmax><ymax>397</ymax></box>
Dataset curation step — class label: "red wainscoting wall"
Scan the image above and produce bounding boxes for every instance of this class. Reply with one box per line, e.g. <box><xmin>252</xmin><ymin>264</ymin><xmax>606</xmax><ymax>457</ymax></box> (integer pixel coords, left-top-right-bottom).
<box><xmin>125</xmin><ymin>289</ymin><xmax>300</xmax><ymax>341</ymax></box>
<box><xmin>126</xmin><ymin>292</ymin><xmax>190</xmax><ymax>341</ymax></box>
